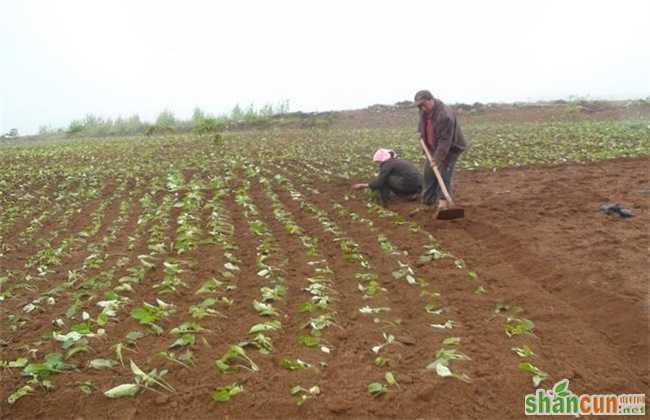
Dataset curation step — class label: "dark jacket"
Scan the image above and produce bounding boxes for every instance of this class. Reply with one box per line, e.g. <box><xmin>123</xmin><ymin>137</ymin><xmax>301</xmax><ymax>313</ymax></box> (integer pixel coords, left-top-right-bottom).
<box><xmin>368</xmin><ymin>158</ymin><xmax>422</xmax><ymax>194</ymax></box>
<box><xmin>417</xmin><ymin>98</ymin><xmax>468</xmax><ymax>166</ymax></box>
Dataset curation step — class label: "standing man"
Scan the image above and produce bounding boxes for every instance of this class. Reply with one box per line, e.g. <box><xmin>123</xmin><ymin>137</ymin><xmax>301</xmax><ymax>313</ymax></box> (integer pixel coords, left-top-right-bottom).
<box><xmin>413</xmin><ymin>90</ymin><xmax>468</xmax><ymax>210</ymax></box>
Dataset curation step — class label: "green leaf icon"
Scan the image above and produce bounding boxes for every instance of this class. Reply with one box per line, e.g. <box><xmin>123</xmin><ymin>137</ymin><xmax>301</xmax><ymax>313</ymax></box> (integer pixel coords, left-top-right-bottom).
<box><xmin>553</xmin><ymin>379</ymin><xmax>569</xmax><ymax>397</ymax></box>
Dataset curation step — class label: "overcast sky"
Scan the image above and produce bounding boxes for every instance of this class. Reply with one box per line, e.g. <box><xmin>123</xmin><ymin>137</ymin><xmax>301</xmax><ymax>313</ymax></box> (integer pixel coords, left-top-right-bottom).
<box><xmin>1</xmin><ymin>0</ymin><xmax>649</xmax><ymax>135</ymax></box>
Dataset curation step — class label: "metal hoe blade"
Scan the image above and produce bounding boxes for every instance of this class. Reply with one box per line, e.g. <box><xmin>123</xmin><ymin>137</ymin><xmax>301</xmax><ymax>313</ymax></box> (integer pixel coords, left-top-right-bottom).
<box><xmin>436</xmin><ymin>207</ymin><xmax>465</xmax><ymax>220</ymax></box>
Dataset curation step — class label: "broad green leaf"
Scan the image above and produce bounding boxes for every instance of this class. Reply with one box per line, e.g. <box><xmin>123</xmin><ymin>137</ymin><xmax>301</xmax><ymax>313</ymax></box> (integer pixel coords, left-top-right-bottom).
<box><xmin>504</xmin><ymin>318</ymin><xmax>535</xmax><ymax>337</ymax></box>
<box><xmin>442</xmin><ymin>337</ymin><xmax>461</xmax><ymax>347</ymax></box>
<box><xmin>249</xmin><ymin>320</ymin><xmax>281</xmax><ymax>334</ymax></box>
<box><xmin>125</xmin><ymin>331</ymin><xmax>145</xmax><ymax>344</ymax></box>
<box><xmin>368</xmin><ymin>382</ymin><xmax>387</xmax><ymax>397</ymax></box>
<box><xmin>7</xmin><ymin>385</ymin><xmax>33</xmax><ymax>404</ymax></box>
<box><xmin>280</xmin><ymin>358</ymin><xmax>311</xmax><ymax>371</ymax></box>
<box><xmin>130</xmin><ymin>307</ymin><xmax>157</xmax><ymax>325</ymax></box>
<box><xmin>104</xmin><ymin>383</ymin><xmax>139</xmax><ymax>398</ymax></box>
<box><xmin>385</xmin><ymin>372</ymin><xmax>397</xmax><ymax>386</ymax></box>
<box><xmin>169</xmin><ymin>334</ymin><xmax>196</xmax><ymax>349</ymax></box>
<box><xmin>212</xmin><ymin>383</ymin><xmax>243</xmax><ymax>402</ymax></box>
<box><xmin>374</xmin><ymin>357</ymin><xmax>388</xmax><ymax>367</ymax></box>
<box><xmin>518</xmin><ymin>362</ymin><xmax>548</xmax><ymax>387</ymax></box>
<box><xmin>88</xmin><ymin>359</ymin><xmax>117</xmax><ymax>369</ymax></box>
<box><xmin>431</xmin><ymin>320</ymin><xmax>455</xmax><ymax>329</ymax></box>
<box><xmin>298</xmin><ymin>335</ymin><xmax>320</xmax><ymax>347</ymax></box>
<box><xmin>435</xmin><ymin>363</ymin><xmax>453</xmax><ymax>377</ymax></box>
<box><xmin>8</xmin><ymin>358</ymin><xmax>29</xmax><ymax>368</ymax></box>
<box><xmin>511</xmin><ymin>345</ymin><xmax>535</xmax><ymax>358</ymax></box>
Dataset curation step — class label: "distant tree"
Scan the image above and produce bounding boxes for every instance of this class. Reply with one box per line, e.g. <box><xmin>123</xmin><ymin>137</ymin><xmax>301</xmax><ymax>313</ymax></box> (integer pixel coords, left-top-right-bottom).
<box><xmin>230</xmin><ymin>104</ymin><xmax>244</xmax><ymax>121</ymax></box>
<box><xmin>259</xmin><ymin>104</ymin><xmax>274</xmax><ymax>117</ymax></box>
<box><xmin>83</xmin><ymin>114</ymin><xmax>102</xmax><ymax>129</ymax></box>
<box><xmin>8</xmin><ymin>128</ymin><xmax>18</xmax><ymax>137</ymax></box>
<box><xmin>156</xmin><ymin>109</ymin><xmax>176</xmax><ymax>128</ymax></box>
<box><xmin>276</xmin><ymin>99</ymin><xmax>290</xmax><ymax>114</ymax></box>
<box><xmin>192</xmin><ymin>116</ymin><xmax>225</xmax><ymax>135</ymax></box>
<box><xmin>68</xmin><ymin>120</ymin><xmax>84</xmax><ymax>134</ymax></box>
<box><xmin>38</xmin><ymin>125</ymin><xmax>51</xmax><ymax>135</ymax></box>
<box><xmin>126</xmin><ymin>115</ymin><xmax>144</xmax><ymax>134</ymax></box>
<box><xmin>191</xmin><ymin>107</ymin><xmax>206</xmax><ymax>124</ymax></box>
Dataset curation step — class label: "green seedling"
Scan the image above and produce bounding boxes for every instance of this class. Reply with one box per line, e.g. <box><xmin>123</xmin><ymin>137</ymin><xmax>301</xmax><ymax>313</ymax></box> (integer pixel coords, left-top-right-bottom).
<box><xmin>304</xmin><ymin>314</ymin><xmax>335</xmax><ymax>336</ymax></box>
<box><xmin>431</xmin><ymin>320</ymin><xmax>456</xmax><ymax>330</ymax></box>
<box><xmin>105</xmin><ymin>359</ymin><xmax>175</xmax><ymax>399</ymax></box>
<box><xmin>290</xmin><ymin>385</ymin><xmax>320</xmax><ymax>405</ymax></box>
<box><xmin>371</xmin><ymin>333</ymin><xmax>395</xmax><ymax>354</ymax></box>
<box><xmin>215</xmin><ymin>345</ymin><xmax>259</xmax><ymax>374</ymax></box>
<box><xmin>504</xmin><ymin>318</ymin><xmax>535</xmax><ymax>338</ymax></box>
<box><xmin>77</xmin><ymin>381</ymin><xmax>95</xmax><ymax>395</ymax></box>
<box><xmin>239</xmin><ymin>334</ymin><xmax>274</xmax><ymax>355</ymax></box>
<box><xmin>260</xmin><ymin>285</ymin><xmax>286</xmax><ymax>302</ymax></box>
<box><xmin>519</xmin><ymin>362</ymin><xmax>548</xmax><ymax>387</ymax></box>
<box><xmin>249</xmin><ymin>320</ymin><xmax>282</xmax><ymax>334</ymax></box>
<box><xmin>7</xmin><ymin>385</ymin><xmax>33</xmax><ymax>405</ymax></box>
<box><xmin>359</xmin><ymin>306</ymin><xmax>391</xmax><ymax>314</ymax></box>
<box><xmin>368</xmin><ymin>382</ymin><xmax>388</xmax><ymax>398</ymax></box>
<box><xmin>442</xmin><ymin>337</ymin><xmax>462</xmax><ymax>347</ymax></box>
<box><xmin>426</xmin><ymin>347</ymin><xmax>471</xmax><ymax>383</ymax></box>
<box><xmin>512</xmin><ymin>345</ymin><xmax>535</xmax><ymax>358</ymax></box>
<box><xmin>392</xmin><ymin>261</ymin><xmax>416</xmax><ymax>285</ymax></box>
<box><xmin>189</xmin><ymin>298</ymin><xmax>224</xmax><ymax>319</ymax></box>
<box><xmin>196</xmin><ymin>277</ymin><xmax>224</xmax><ymax>294</ymax></box>
<box><xmin>253</xmin><ymin>300</ymin><xmax>279</xmax><ymax>317</ymax></box>
<box><xmin>213</xmin><ymin>383</ymin><xmax>244</xmax><ymax>402</ymax></box>
<box><xmin>88</xmin><ymin>359</ymin><xmax>118</xmax><ymax>369</ymax></box>
<box><xmin>298</xmin><ymin>335</ymin><xmax>320</xmax><ymax>348</ymax></box>
<box><xmin>280</xmin><ymin>358</ymin><xmax>311</xmax><ymax>371</ymax></box>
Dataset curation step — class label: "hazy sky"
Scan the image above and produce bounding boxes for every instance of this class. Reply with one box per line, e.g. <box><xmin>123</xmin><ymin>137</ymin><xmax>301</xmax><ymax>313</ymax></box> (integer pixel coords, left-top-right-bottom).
<box><xmin>1</xmin><ymin>0</ymin><xmax>649</xmax><ymax>135</ymax></box>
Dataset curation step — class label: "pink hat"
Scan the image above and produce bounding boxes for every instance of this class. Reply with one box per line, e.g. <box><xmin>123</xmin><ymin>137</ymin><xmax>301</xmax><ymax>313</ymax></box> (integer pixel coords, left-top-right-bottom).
<box><xmin>373</xmin><ymin>148</ymin><xmax>394</xmax><ymax>163</ymax></box>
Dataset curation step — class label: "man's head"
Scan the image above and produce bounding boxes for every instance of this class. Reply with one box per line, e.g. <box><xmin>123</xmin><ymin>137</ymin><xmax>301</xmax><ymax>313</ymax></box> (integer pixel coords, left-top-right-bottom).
<box><xmin>414</xmin><ymin>90</ymin><xmax>434</xmax><ymax>113</ymax></box>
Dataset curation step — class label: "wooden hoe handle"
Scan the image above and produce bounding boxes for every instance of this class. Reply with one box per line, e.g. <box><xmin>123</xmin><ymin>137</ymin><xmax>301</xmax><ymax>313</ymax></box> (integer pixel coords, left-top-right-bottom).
<box><xmin>419</xmin><ymin>137</ymin><xmax>454</xmax><ymax>205</ymax></box>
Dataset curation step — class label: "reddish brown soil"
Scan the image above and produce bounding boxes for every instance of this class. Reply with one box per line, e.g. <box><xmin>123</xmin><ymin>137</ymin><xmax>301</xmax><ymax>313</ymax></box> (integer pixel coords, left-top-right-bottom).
<box><xmin>1</xmin><ymin>158</ymin><xmax>648</xmax><ymax>419</ymax></box>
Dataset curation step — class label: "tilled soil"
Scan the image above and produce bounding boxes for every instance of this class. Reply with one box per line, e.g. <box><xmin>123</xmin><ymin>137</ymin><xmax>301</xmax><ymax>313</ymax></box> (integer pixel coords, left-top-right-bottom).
<box><xmin>1</xmin><ymin>158</ymin><xmax>648</xmax><ymax>419</ymax></box>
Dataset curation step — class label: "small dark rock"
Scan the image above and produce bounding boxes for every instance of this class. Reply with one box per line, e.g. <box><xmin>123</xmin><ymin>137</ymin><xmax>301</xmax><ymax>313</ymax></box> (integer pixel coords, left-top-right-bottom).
<box><xmin>397</xmin><ymin>335</ymin><xmax>416</xmax><ymax>345</ymax></box>
<box><xmin>600</xmin><ymin>203</ymin><xmax>634</xmax><ymax>218</ymax></box>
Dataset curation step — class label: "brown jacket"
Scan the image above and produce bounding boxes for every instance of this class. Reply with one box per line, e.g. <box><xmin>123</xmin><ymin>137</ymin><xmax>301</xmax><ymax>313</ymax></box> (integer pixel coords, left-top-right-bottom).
<box><xmin>417</xmin><ymin>98</ymin><xmax>468</xmax><ymax>165</ymax></box>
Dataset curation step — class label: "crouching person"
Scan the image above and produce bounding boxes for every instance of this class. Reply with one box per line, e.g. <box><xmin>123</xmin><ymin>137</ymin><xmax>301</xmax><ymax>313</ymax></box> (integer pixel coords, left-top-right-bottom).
<box><xmin>352</xmin><ymin>148</ymin><xmax>422</xmax><ymax>207</ymax></box>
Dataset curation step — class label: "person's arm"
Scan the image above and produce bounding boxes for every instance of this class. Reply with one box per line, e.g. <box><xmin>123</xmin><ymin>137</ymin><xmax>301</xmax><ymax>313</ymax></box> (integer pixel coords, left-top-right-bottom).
<box><xmin>367</xmin><ymin>163</ymin><xmax>392</xmax><ymax>190</ymax></box>
<box><xmin>352</xmin><ymin>162</ymin><xmax>392</xmax><ymax>190</ymax></box>
<box><xmin>432</xmin><ymin>116</ymin><xmax>455</xmax><ymax>166</ymax></box>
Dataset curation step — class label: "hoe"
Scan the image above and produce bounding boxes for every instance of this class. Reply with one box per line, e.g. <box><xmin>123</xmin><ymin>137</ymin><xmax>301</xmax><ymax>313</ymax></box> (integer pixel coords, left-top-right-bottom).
<box><xmin>411</xmin><ymin>137</ymin><xmax>465</xmax><ymax>220</ymax></box>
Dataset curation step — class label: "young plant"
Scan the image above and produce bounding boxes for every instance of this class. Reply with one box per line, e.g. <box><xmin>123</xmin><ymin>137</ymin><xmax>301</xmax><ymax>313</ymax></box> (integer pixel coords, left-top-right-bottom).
<box><xmin>367</xmin><ymin>382</ymin><xmax>388</xmax><ymax>398</ymax></box>
<box><xmin>215</xmin><ymin>345</ymin><xmax>259</xmax><ymax>373</ymax></box>
<box><xmin>519</xmin><ymin>362</ymin><xmax>548</xmax><ymax>387</ymax></box>
<box><xmin>212</xmin><ymin>383</ymin><xmax>244</xmax><ymax>403</ymax></box>
<box><xmin>104</xmin><ymin>360</ymin><xmax>175</xmax><ymax>398</ymax></box>
<box><xmin>371</xmin><ymin>333</ymin><xmax>395</xmax><ymax>354</ymax></box>
<box><xmin>426</xmin><ymin>340</ymin><xmax>471</xmax><ymax>383</ymax></box>
<box><xmin>291</xmin><ymin>385</ymin><xmax>320</xmax><ymax>405</ymax></box>
<box><xmin>249</xmin><ymin>320</ymin><xmax>282</xmax><ymax>334</ymax></box>
<box><xmin>280</xmin><ymin>358</ymin><xmax>311</xmax><ymax>371</ymax></box>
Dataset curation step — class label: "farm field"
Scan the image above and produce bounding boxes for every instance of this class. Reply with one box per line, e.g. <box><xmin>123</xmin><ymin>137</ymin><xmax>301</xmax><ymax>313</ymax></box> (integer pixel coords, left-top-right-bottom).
<box><xmin>1</xmin><ymin>104</ymin><xmax>649</xmax><ymax>419</ymax></box>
